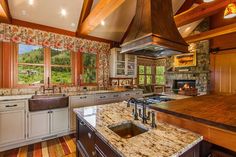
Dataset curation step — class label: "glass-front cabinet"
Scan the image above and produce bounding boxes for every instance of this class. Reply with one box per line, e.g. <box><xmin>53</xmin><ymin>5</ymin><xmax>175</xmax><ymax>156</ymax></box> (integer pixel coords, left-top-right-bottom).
<box><xmin>110</xmin><ymin>48</ymin><xmax>137</xmax><ymax>78</ymax></box>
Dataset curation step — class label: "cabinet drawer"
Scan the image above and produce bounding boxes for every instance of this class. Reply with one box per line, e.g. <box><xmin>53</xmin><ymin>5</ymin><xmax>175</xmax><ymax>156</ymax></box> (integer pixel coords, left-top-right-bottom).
<box><xmin>78</xmin><ymin>117</ymin><xmax>95</xmax><ymax>157</ymax></box>
<box><xmin>95</xmin><ymin>134</ymin><xmax>121</xmax><ymax>157</ymax></box>
<box><xmin>0</xmin><ymin>101</ymin><xmax>25</xmax><ymax>111</ymax></box>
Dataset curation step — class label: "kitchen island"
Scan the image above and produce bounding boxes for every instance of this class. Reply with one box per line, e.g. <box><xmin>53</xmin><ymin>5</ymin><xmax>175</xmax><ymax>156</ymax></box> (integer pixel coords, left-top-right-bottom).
<box><xmin>74</xmin><ymin>102</ymin><xmax>202</xmax><ymax>157</ymax></box>
<box><xmin>150</xmin><ymin>94</ymin><xmax>236</xmax><ymax>152</ymax></box>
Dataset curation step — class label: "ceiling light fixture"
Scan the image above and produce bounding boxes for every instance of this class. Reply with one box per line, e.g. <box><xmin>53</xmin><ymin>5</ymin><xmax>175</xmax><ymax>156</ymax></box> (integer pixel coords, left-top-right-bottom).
<box><xmin>60</xmin><ymin>8</ymin><xmax>67</xmax><ymax>17</ymax></box>
<box><xmin>28</xmin><ymin>0</ymin><xmax>34</xmax><ymax>5</ymax></box>
<box><xmin>101</xmin><ymin>20</ymin><xmax>105</xmax><ymax>26</ymax></box>
<box><xmin>224</xmin><ymin>1</ymin><xmax>236</xmax><ymax>19</ymax></box>
<box><xmin>203</xmin><ymin>0</ymin><xmax>214</xmax><ymax>2</ymax></box>
<box><xmin>71</xmin><ymin>23</ymin><xmax>76</xmax><ymax>27</ymax></box>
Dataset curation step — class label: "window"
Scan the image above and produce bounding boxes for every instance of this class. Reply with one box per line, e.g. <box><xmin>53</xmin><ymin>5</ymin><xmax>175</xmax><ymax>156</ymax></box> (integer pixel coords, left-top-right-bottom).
<box><xmin>50</xmin><ymin>48</ymin><xmax>72</xmax><ymax>84</ymax></box>
<box><xmin>17</xmin><ymin>44</ymin><xmax>44</xmax><ymax>85</ymax></box>
<box><xmin>16</xmin><ymin>44</ymin><xmax>73</xmax><ymax>86</ymax></box>
<box><xmin>156</xmin><ymin>66</ymin><xmax>165</xmax><ymax>85</ymax></box>
<box><xmin>146</xmin><ymin>66</ymin><xmax>152</xmax><ymax>85</ymax></box>
<box><xmin>138</xmin><ymin>65</ymin><xmax>153</xmax><ymax>85</ymax></box>
<box><xmin>82</xmin><ymin>53</ymin><xmax>97</xmax><ymax>84</ymax></box>
<box><xmin>138</xmin><ymin>65</ymin><xmax>145</xmax><ymax>84</ymax></box>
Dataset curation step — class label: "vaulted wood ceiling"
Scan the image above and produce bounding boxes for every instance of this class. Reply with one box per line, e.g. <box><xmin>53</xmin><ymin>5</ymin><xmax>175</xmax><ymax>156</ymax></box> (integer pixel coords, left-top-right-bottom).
<box><xmin>1</xmin><ymin>0</ymin><xmax>236</xmax><ymax>44</ymax></box>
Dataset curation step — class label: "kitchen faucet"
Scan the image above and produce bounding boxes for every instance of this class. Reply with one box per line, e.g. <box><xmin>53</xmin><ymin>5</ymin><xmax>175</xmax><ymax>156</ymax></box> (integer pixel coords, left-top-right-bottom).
<box><xmin>127</xmin><ymin>98</ymin><xmax>139</xmax><ymax>120</ymax></box>
<box><xmin>127</xmin><ymin>98</ymin><xmax>157</xmax><ymax>127</ymax></box>
<box><xmin>138</xmin><ymin>99</ymin><xmax>150</xmax><ymax>124</ymax></box>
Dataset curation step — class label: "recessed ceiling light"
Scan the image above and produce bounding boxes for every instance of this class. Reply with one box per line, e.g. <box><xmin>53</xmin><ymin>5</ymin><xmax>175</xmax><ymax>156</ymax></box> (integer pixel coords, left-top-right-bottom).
<box><xmin>60</xmin><ymin>8</ymin><xmax>67</xmax><ymax>17</ymax></box>
<box><xmin>101</xmin><ymin>20</ymin><xmax>105</xmax><ymax>26</ymax></box>
<box><xmin>22</xmin><ymin>10</ymin><xmax>27</xmax><ymax>16</ymax></box>
<box><xmin>28</xmin><ymin>0</ymin><xmax>34</xmax><ymax>5</ymax></box>
<box><xmin>71</xmin><ymin>23</ymin><xmax>76</xmax><ymax>27</ymax></box>
<box><xmin>185</xmin><ymin>27</ymin><xmax>191</xmax><ymax>31</ymax></box>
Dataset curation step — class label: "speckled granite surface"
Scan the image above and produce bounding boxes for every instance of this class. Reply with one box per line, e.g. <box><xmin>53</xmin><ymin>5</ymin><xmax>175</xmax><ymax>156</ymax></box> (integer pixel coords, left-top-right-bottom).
<box><xmin>74</xmin><ymin>102</ymin><xmax>203</xmax><ymax>157</ymax></box>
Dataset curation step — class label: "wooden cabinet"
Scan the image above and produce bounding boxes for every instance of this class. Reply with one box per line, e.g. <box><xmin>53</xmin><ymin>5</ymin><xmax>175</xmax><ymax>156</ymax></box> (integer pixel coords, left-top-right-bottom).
<box><xmin>70</xmin><ymin>95</ymin><xmax>94</xmax><ymax>131</ymax></box>
<box><xmin>95</xmin><ymin>133</ymin><xmax>121</xmax><ymax>157</ymax></box>
<box><xmin>77</xmin><ymin>116</ymin><xmax>96</xmax><ymax>157</ymax></box>
<box><xmin>110</xmin><ymin>48</ymin><xmax>137</xmax><ymax>78</ymax></box>
<box><xmin>76</xmin><ymin>116</ymin><xmax>120</xmax><ymax>157</ymax></box>
<box><xmin>0</xmin><ymin>100</ymin><xmax>26</xmax><ymax>145</ymax></box>
<box><xmin>28</xmin><ymin>108</ymin><xmax>68</xmax><ymax>139</ymax></box>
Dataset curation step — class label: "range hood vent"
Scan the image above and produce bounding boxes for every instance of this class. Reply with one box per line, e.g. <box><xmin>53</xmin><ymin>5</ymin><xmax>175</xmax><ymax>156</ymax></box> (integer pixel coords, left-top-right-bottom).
<box><xmin>121</xmin><ymin>0</ymin><xmax>189</xmax><ymax>57</ymax></box>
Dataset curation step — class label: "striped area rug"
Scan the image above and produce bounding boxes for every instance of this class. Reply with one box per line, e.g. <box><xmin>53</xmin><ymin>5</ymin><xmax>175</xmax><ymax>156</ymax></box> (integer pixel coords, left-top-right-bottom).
<box><xmin>0</xmin><ymin>134</ymin><xmax>76</xmax><ymax>157</ymax></box>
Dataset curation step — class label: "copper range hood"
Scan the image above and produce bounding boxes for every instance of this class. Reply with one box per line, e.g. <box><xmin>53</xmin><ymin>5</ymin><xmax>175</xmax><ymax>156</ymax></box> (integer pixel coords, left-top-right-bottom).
<box><xmin>120</xmin><ymin>0</ymin><xmax>189</xmax><ymax>57</ymax></box>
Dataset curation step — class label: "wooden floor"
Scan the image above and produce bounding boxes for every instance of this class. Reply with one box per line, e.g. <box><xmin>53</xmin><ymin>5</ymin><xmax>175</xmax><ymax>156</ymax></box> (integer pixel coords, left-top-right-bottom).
<box><xmin>0</xmin><ymin>134</ymin><xmax>76</xmax><ymax>157</ymax></box>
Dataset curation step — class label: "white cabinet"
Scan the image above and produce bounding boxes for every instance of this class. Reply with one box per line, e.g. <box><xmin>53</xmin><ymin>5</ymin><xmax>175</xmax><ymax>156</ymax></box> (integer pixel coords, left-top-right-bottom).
<box><xmin>28</xmin><ymin>110</ymin><xmax>50</xmax><ymax>139</ymax></box>
<box><xmin>70</xmin><ymin>95</ymin><xmax>94</xmax><ymax>131</ymax></box>
<box><xmin>28</xmin><ymin>108</ymin><xmax>68</xmax><ymax>139</ymax></box>
<box><xmin>51</xmin><ymin>108</ymin><xmax>69</xmax><ymax>134</ymax></box>
<box><xmin>110</xmin><ymin>48</ymin><xmax>137</xmax><ymax>78</ymax></box>
<box><xmin>0</xmin><ymin>101</ymin><xmax>26</xmax><ymax>146</ymax></box>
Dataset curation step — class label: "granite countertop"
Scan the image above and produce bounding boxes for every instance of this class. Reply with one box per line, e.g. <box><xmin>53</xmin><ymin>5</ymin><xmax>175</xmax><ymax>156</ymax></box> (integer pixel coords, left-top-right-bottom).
<box><xmin>74</xmin><ymin>102</ymin><xmax>202</xmax><ymax>157</ymax></box>
<box><xmin>0</xmin><ymin>89</ymin><xmax>143</xmax><ymax>101</ymax></box>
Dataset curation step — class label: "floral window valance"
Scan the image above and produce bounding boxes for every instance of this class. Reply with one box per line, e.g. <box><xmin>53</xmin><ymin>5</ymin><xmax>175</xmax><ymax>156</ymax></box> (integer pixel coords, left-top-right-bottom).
<box><xmin>0</xmin><ymin>23</ymin><xmax>110</xmax><ymax>54</ymax></box>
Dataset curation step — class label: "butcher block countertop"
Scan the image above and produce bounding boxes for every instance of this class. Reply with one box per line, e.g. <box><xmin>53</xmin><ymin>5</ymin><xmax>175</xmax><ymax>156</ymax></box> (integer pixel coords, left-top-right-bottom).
<box><xmin>150</xmin><ymin>94</ymin><xmax>236</xmax><ymax>132</ymax></box>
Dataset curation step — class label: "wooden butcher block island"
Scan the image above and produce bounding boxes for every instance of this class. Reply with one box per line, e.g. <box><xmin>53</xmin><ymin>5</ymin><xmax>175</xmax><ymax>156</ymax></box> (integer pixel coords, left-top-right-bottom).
<box><xmin>150</xmin><ymin>94</ymin><xmax>236</xmax><ymax>152</ymax></box>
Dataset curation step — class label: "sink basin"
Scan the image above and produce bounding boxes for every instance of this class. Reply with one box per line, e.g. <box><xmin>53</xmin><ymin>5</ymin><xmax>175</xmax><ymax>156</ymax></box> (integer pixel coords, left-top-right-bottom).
<box><xmin>108</xmin><ymin>121</ymin><xmax>148</xmax><ymax>139</ymax></box>
<box><xmin>29</xmin><ymin>94</ymin><xmax>69</xmax><ymax>112</ymax></box>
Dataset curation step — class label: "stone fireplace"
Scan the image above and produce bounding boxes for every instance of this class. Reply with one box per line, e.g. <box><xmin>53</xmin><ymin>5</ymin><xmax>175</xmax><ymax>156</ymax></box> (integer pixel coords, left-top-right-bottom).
<box><xmin>173</xmin><ymin>80</ymin><xmax>196</xmax><ymax>90</ymax></box>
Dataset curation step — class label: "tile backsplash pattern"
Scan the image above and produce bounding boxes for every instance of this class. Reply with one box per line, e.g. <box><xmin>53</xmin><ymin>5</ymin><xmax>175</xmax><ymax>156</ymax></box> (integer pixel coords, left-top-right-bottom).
<box><xmin>0</xmin><ymin>86</ymin><xmax>98</xmax><ymax>96</ymax></box>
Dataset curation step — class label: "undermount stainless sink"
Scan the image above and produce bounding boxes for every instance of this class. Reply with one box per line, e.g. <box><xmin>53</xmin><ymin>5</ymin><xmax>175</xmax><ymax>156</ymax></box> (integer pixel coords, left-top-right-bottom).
<box><xmin>29</xmin><ymin>94</ymin><xmax>69</xmax><ymax>112</ymax></box>
<box><xmin>108</xmin><ymin>121</ymin><xmax>148</xmax><ymax>139</ymax></box>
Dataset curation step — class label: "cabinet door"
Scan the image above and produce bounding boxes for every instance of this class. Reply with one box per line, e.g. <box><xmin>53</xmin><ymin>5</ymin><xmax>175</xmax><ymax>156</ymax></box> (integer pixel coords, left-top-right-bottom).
<box><xmin>0</xmin><ymin>110</ymin><xmax>25</xmax><ymax>145</ymax></box>
<box><xmin>78</xmin><ymin>117</ymin><xmax>95</xmax><ymax>157</ymax></box>
<box><xmin>51</xmin><ymin>108</ymin><xmax>69</xmax><ymax>134</ymax></box>
<box><xmin>28</xmin><ymin>110</ymin><xmax>50</xmax><ymax>139</ymax></box>
<box><xmin>70</xmin><ymin>95</ymin><xmax>94</xmax><ymax>131</ymax></box>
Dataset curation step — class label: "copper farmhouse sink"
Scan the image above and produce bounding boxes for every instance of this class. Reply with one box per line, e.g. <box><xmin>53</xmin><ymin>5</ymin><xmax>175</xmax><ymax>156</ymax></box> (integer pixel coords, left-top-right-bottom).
<box><xmin>29</xmin><ymin>94</ymin><xmax>69</xmax><ymax>112</ymax></box>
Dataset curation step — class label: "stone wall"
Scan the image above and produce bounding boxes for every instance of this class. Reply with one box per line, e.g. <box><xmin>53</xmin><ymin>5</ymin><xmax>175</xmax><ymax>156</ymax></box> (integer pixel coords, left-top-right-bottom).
<box><xmin>163</xmin><ymin>20</ymin><xmax>211</xmax><ymax>94</ymax></box>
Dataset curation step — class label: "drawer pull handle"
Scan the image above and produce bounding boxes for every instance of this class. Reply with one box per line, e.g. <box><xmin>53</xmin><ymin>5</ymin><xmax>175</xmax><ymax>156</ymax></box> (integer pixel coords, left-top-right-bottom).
<box><xmin>100</xmin><ymin>96</ymin><xmax>106</xmax><ymax>98</ymax></box>
<box><xmin>88</xmin><ymin>132</ymin><xmax>92</xmax><ymax>139</ymax></box>
<box><xmin>80</xmin><ymin>96</ymin><xmax>87</xmax><ymax>99</ymax></box>
<box><xmin>80</xmin><ymin>121</ymin><xmax>85</xmax><ymax>126</ymax></box>
<box><xmin>5</xmin><ymin>104</ymin><xmax>17</xmax><ymax>108</ymax></box>
<box><xmin>114</xmin><ymin>95</ymin><xmax>119</xmax><ymax>97</ymax></box>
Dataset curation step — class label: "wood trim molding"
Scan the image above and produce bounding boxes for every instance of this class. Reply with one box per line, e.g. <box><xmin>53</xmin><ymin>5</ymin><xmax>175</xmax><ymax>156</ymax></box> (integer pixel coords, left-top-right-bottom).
<box><xmin>157</xmin><ymin>111</ymin><xmax>236</xmax><ymax>152</ymax></box>
<box><xmin>0</xmin><ymin>42</ymin><xmax>2</xmax><ymax>87</ymax></box>
<box><xmin>77</xmin><ymin>0</ymin><xmax>125</xmax><ymax>35</ymax></box>
<box><xmin>0</xmin><ymin>0</ymin><xmax>12</xmax><ymax>23</ymax></box>
<box><xmin>12</xmin><ymin>19</ymin><xmax>76</xmax><ymax>37</ymax></box>
<box><xmin>184</xmin><ymin>22</ymin><xmax>236</xmax><ymax>43</ymax></box>
<box><xmin>174</xmin><ymin>0</ymin><xmax>228</xmax><ymax>27</ymax></box>
<box><xmin>2</xmin><ymin>42</ymin><xmax>14</xmax><ymax>88</ymax></box>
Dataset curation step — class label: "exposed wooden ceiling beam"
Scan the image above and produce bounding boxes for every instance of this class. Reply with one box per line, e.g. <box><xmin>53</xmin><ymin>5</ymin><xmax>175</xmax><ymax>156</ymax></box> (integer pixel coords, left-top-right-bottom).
<box><xmin>174</xmin><ymin>0</ymin><xmax>228</xmax><ymax>27</ymax></box>
<box><xmin>77</xmin><ymin>0</ymin><xmax>125</xmax><ymax>35</ymax></box>
<box><xmin>175</xmin><ymin>0</ymin><xmax>195</xmax><ymax>15</ymax></box>
<box><xmin>184</xmin><ymin>23</ymin><xmax>236</xmax><ymax>43</ymax></box>
<box><xmin>77</xmin><ymin>0</ymin><xmax>93</xmax><ymax>26</ymax></box>
<box><xmin>0</xmin><ymin>0</ymin><xmax>11</xmax><ymax>23</ymax></box>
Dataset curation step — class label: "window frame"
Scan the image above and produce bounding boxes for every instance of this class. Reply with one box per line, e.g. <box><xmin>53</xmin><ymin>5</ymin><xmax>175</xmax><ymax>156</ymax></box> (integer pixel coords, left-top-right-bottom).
<box><xmin>14</xmin><ymin>43</ymin><xmax>75</xmax><ymax>87</ymax></box>
<box><xmin>138</xmin><ymin>65</ymin><xmax>154</xmax><ymax>85</ymax></box>
<box><xmin>155</xmin><ymin>66</ymin><xmax>165</xmax><ymax>85</ymax></box>
<box><xmin>80</xmin><ymin>52</ymin><xmax>98</xmax><ymax>86</ymax></box>
<box><xmin>49</xmin><ymin>48</ymin><xmax>73</xmax><ymax>85</ymax></box>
